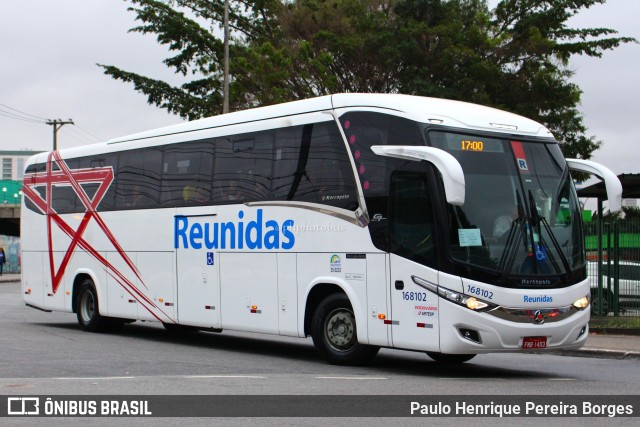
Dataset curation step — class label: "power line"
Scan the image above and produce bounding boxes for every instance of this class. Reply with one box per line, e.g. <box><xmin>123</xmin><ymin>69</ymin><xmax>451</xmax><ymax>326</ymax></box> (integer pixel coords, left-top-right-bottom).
<box><xmin>0</xmin><ymin>102</ymin><xmax>48</xmax><ymax>121</ymax></box>
<box><xmin>74</xmin><ymin>124</ymin><xmax>104</xmax><ymax>142</ymax></box>
<box><xmin>0</xmin><ymin>107</ymin><xmax>47</xmax><ymax>124</ymax></box>
<box><xmin>0</xmin><ymin>101</ymin><xmax>105</xmax><ymax>148</ymax></box>
<box><xmin>60</xmin><ymin>126</ymin><xmax>99</xmax><ymax>145</ymax></box>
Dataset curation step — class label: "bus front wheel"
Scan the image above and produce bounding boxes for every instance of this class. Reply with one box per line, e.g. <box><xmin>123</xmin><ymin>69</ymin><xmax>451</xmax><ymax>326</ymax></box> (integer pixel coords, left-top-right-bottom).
<box><xmin>311</xmin><ymin>293</ymin><xmax>379</xmax><ymax>366</ymax></box>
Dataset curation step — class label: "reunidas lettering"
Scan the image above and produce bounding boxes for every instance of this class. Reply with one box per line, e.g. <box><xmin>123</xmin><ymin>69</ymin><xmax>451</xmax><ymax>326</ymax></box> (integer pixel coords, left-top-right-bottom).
<box><xmin>523</xmin><ymin>295</ymin><xmax>553</xmax><ymax>303</ymax></box>
<box><xmin>174</xmin><ymin>209</ymin><xmax>295</xmax><ymax>250</ymax></box>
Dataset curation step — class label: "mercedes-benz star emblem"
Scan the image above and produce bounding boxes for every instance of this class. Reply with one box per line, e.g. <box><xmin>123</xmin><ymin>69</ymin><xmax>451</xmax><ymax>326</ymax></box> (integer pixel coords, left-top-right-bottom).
<box><xmin>533</xmin><ymin>310</ymin><xmax>545</xmax><ymax>324</ymax></box>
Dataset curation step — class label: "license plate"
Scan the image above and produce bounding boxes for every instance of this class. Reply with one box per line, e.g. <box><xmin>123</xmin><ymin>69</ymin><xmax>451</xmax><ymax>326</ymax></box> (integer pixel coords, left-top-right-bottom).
<box><xmin>522</xmin><ymin>336</ymin><xmax>547</xmax><ymax>349</ymax></box>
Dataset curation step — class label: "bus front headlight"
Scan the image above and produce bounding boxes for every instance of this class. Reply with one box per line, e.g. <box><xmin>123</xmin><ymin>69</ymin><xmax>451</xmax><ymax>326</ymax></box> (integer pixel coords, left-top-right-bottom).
<box><xmin>437</xmin><ymin>286</ymin><xmax>497</xmax><ymax>312</ymax></box>
<box><xmin>572</xmin><ymin>294</ymin><xmax>590</xmax><ymax>310</ymax></box>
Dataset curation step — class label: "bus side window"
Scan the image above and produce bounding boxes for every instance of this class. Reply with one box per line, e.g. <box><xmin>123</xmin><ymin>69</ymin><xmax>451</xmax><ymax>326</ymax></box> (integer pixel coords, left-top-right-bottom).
<box><xmin>51</xmin><ymin>158</ymin><xmax>80</xmax><ymax>214</ymax></box>
<box><xmin>24</xmin><ymin>163</ymin><xmax>47</xmax><ymax>214</ymax></box>
<box><xmin>161</xmin><ymin>141</ymin><xmax>214</xmax><ymax>207</ymax></box>
<box><xmin>273</xmin><ymin>122</ymin><xmax>358</xmax><ymax>210</ymax></box>
<box><xmin>78</xmin><ymin>154</ymin><xmax>118</xmax><ymax>212</ymax></box>
<box><xmin>115</xmin><ymin>148</ymin><xmax>162</xmax><ymax>210</ymax></box>
<box><xmin>212</xmin><ymin>131</ymin><xmax>274</xmax><ymax>204</ymax></box>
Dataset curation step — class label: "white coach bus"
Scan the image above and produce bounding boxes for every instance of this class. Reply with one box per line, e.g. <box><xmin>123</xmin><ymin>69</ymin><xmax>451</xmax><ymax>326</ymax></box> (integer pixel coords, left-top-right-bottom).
<box><xmin>21</xmin><ymin>94</ymin><xmax>622</xmax><ymax>365</ymax></box>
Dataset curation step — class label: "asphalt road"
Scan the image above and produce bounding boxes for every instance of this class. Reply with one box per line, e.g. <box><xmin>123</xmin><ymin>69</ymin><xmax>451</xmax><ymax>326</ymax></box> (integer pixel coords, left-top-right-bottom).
<box><xmin>1</xmin><ymin>281</ymin><xmax>639</xmax><ymax>425</ymax></box>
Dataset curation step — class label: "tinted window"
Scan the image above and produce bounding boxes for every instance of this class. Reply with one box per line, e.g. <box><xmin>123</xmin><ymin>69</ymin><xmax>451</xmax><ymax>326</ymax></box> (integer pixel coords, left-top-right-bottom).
<box><xmin>273</xmin><ymin>122</ymin><xmax>358</xmax><ymax>210</ymax></box>
<box><xmin>50</xmin><ymin>158</ymin><xmax>79</xmax><ymax>214</ymax></box>
<box><xmin>389</xmin><ymin>172</ymin><xmax>438</xmax><ymax>268</ymax></box>
<box><xmin>36</xmin><ymin>121</ymin><xmax>360</xmax><ymax>213</ymax></box>
<box><xmin>339</xmin><ymin>112</ymin><xmax>424</xmax><ymax>197</ymax></box>
<box><xmin>161</xmin><ymin>141</ymin><xmax>214</xmax><ymax>207</ymax></box>
<box><xmin>339</xmin><ymin>112</ymin><xmax>425</xmax><ymax>249</ymax></box>
<box><xmin>76</xmin><ymin>154</ymin><xmax>118</xmax><ymax>212</ymax></box>
<box><xmin>24</xmin><ymin>163</ymin><xmax>46</xmax><ymax>214</ymax></box>
<box><xmin>25</xmin><ymin>163</ymin><xmax>46</xmax><ymax>174</ymax></box>
<box><xmin>212</xmin><ymin>131</ymin><xmax>274</xmax><ymax>203</ymax></box>
<box><xmin>116</xmin><ymin>148</ymin><xmax>163</xmax><ymax>209</ymax></box>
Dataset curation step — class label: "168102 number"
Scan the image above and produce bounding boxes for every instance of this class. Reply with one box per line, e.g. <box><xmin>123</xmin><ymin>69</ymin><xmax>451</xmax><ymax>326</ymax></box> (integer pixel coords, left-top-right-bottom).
<box><xmin>466</xmin><ymin>285</ymin><xmax>493</xmax><ymax>300</ymax></box>
<box><xmin>402</xmin><ymin>292</ymin><xmax>428</xmax><ymax>302</ymax></box>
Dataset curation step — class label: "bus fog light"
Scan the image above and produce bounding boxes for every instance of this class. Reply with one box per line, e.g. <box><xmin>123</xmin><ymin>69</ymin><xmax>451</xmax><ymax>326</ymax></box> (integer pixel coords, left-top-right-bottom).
<box><xmin>577</xmin><ymin>325</ymin><xmax>587</xmax><ymax>339</ymax></box>
<box><xmin>572</xmin><ymin>295</ymin><xmax>590</xmax><ymax>310</ymax></box>
<box><xmin>459</xmin><ymin>328</ymin><xmax>481</xmax><ymax>343</ymax></box>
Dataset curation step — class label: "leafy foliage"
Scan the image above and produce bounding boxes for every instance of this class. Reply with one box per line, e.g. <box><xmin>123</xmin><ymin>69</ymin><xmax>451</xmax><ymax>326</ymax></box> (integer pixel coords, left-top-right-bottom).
<box><xmin>100</xmin><ymin>0</ymin><xmax>635</xmax><ymax>159</ymax></box>
<box><xmin>623</xmin><ymin>206</ymin><xmax>640</xmax><ymax>220</ymax></box>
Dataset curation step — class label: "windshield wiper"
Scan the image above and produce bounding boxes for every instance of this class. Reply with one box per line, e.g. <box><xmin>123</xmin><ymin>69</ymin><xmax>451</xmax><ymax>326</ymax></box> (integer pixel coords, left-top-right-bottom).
<box><xmin>498</xmin><ymin>214</ymin><xmax>526</xmax><ymax>277</ymax></box>
<box><xmin>499</xmin><ymin>191</ymin><xmax>527</xmax><ymax>277</ymax></box>
<box><xmin>527</xmin><ymin>190</ymin><xmax>573</xmax><ymax>278</ymax></box>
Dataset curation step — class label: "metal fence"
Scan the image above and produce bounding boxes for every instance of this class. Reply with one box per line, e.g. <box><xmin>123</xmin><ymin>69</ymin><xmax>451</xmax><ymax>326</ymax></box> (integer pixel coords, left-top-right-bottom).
<box><xmin>584</xmin><ymin>219</ymin><xmax>640</xmax><ymax>325</ymax></box>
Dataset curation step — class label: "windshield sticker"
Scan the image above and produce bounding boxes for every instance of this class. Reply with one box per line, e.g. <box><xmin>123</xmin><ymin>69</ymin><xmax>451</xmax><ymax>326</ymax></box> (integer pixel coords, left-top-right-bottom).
<box><xmin>511</xmin><ymin>141</ymin><xmax>529</xmax><ymax>172</ymax></box>
<box><xmin>458</xmin><ymin>229</ymin><xmax>482</xmax><ymax>247</ymax></box>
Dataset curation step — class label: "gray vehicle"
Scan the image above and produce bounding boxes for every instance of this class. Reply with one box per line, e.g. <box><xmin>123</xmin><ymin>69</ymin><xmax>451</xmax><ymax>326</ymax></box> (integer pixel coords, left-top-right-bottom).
<box><xmin>588</xmin><ymin>261</ymin><xmax>640</xmax><ymax>315</ymax></box>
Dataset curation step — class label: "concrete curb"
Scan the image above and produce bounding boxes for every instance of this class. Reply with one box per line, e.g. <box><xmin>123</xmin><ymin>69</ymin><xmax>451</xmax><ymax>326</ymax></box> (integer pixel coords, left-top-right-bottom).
<box><xmin>546</xmin><ymin>348</ymin><xmax>640</xmax><ymax>360</ymax></box>
<box><xmin>590</xmin><ymin>328</ymin><xmax>640</xmax><ymax>336</ymax></box>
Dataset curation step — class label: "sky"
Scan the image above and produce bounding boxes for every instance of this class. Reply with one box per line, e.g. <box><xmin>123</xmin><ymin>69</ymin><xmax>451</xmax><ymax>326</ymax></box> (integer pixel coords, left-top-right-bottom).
<box><xmin>1</xmin><ymin>0</ymin><xmax>639</xmax><ymax>179</ymax></box>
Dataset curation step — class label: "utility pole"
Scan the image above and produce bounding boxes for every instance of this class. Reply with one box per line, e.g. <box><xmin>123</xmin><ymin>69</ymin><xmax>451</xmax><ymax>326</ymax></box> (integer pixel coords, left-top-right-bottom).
<box><xmin>223</xmin><ymin>0</ymin><xmax>230</xmax><ymax>114</ymax></box>
<box><xmin>46</xmin><ymin>119</ymin><xmax>74</xmax><ymax>151</ymax></box>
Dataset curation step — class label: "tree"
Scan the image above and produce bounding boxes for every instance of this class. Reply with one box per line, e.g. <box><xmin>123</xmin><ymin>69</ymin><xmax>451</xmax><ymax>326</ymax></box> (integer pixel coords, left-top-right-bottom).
<box><xmin>100</xmin><ymin>0</ymin><xmax>635</xmax><ymax>159</ymax></box>
<box><xmin>623</xmin><ymin>206</ymin><xmax>640</xmax><ymax>220</ymax></box>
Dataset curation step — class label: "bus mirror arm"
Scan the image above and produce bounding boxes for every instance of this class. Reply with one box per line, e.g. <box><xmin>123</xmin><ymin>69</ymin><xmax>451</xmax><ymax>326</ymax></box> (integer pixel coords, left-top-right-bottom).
<box><xmin>566</xmin><ymin>159</ymin><xmax>622</xmax><ymax>213</ymax></box>
<box><xmin>371</xmin><ymin>145</ymin><xmax>465</xmax><ymax>205</ymax></box>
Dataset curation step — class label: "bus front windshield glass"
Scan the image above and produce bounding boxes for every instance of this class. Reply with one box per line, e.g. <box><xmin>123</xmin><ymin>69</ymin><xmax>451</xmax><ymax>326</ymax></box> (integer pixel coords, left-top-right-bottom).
<box><xmin>429</xmin><ymin>131</ymin><xmax>584</xmax><ymax>280</ymax></box>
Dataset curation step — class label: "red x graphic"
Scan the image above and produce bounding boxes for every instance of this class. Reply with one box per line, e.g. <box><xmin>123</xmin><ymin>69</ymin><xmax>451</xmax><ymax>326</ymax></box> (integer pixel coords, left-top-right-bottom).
<box><xmin>22</xmin><ymin>151</ymin><xmax>173</xmax><ymax>323</ymax></box>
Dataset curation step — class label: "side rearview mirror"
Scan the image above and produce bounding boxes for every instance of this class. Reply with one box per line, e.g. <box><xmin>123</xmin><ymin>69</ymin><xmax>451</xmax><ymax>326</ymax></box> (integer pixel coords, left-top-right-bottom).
<box><xmin>566</xmin><ymin>159</ymin><xmax>622</xmax><ymax>213</ymax></box>
<box><xmin>371</xmin><ymin>145</ymin><xmax>465</xmax><ymax>205</ymax></box>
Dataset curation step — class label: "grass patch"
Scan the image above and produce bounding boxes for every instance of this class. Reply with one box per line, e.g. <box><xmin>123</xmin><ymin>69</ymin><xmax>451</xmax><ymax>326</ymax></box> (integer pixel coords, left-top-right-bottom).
<box><xmin>590</xmin><ymin>316</ymin><xmax>640</xmax><ymax>329</ymax></box>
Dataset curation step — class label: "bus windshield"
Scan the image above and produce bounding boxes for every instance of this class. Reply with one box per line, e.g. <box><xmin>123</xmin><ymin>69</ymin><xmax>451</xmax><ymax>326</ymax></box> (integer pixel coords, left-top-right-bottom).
<box><xmin>429</xmin><ymin>131</ymin><xmax>584</xmax><ymax>281</ymax></box>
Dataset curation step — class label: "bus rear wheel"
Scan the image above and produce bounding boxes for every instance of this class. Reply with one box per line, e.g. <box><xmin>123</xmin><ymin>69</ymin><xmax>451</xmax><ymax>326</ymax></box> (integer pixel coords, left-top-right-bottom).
<box><xmin>426</xmin><ymin>352</ymin><xmax>476</xmax><ymax>364</ymax></box>
<box><xmin>311</xmin><ymin>293</ymin><xmax>379</xmax><ymax>366</ymax></box>
<box><xmin>76</xmin><ymin>279</ymin><xmax>119</xmax><ymax>332</ymax></box>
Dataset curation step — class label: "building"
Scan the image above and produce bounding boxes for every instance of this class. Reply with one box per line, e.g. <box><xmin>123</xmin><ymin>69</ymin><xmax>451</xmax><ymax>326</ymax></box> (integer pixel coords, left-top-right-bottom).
<box><xmin>0</xmin><ymin>151</ymin><xmax>41</xmax><ymax>272</ymax></box>
<box><xmin>0</xmin><ymin>150</ymin><xmax>42</xmax><ymax>180</ymax></box>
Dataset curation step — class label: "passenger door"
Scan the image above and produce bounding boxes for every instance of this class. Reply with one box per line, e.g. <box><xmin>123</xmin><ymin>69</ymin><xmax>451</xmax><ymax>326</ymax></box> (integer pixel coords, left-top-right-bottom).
<box><xmin>176</xmin><ymin>213</ymin><xmax>221</xmax><ymax>328</ymax></box>
<box><xmin>388</xmin><ymin>172</ymin><xmax>440</xmax><ymax>351</ymax></box>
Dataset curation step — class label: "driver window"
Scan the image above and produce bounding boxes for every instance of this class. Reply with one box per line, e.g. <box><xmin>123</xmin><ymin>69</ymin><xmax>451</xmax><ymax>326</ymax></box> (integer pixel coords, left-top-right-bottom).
<box><xmin>389</xmin><ymin>172</ymin><xmax>438</xmax><ymax>268</ymax></box>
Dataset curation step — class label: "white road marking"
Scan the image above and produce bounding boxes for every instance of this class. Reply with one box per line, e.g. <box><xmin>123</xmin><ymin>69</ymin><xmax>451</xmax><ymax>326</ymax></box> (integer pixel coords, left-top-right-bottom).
<box><xmin>54</xmin><ymin>376</ymin><xmax>135</xmax><ymax>380</ymax></box>
<box><xmin>315</xmin><ymin>376</ymin><xmax>387</xmax><ymax>380</ymax></box>
<box><xmin>185</xmin><ymin>375</ymin><xmax>266</xmax><ymax>379</ymax></box>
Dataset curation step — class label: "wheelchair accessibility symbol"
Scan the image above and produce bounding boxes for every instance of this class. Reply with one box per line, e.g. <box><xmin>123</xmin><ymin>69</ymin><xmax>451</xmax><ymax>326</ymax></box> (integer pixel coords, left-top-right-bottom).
<box><xmin>207</xmin><ymin>252</ymin><xmax>214</xmax><ymax>265</ymax></box>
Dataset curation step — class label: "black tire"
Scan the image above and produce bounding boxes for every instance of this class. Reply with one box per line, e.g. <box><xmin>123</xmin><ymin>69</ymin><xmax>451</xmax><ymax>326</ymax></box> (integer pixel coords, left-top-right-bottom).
<box><xmin>76</xmin><ymin>279</ymin><xmax>111</xmax><ymax>332</ymax></box>
<box><xmin>426</xmin><ymin>352</ymin><xmax>476</xmax><ymax>364</ymax></box>
<box><xmin>590</xmin><ymin>289</ymin><xmax>611</xmax><ymax>316</ymax></box>
<box><xmin>311</xmin><ymin>293</ymin><xmax>379</xmax><ymax>366</ymax></box>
